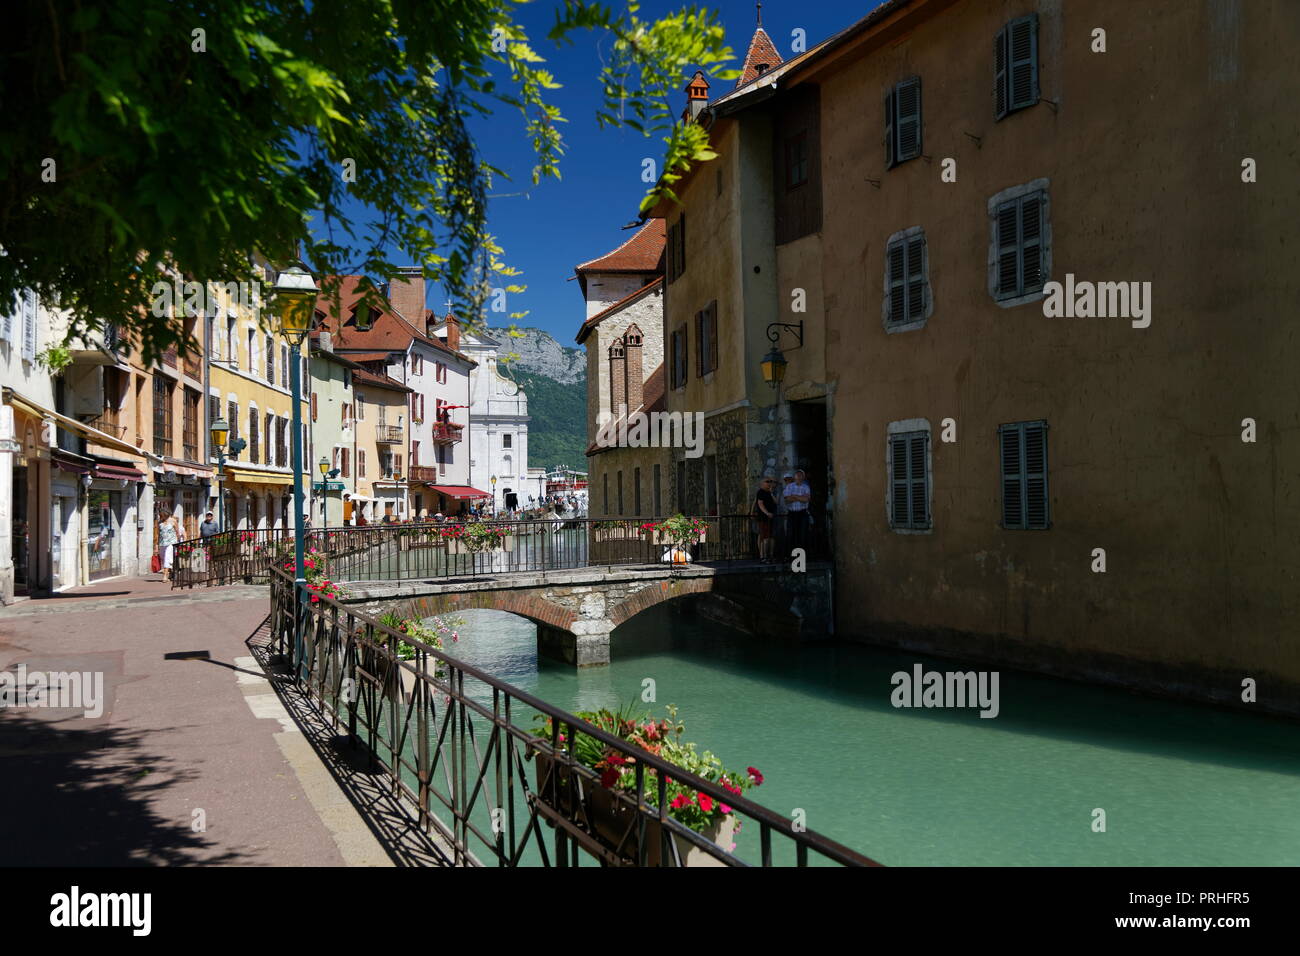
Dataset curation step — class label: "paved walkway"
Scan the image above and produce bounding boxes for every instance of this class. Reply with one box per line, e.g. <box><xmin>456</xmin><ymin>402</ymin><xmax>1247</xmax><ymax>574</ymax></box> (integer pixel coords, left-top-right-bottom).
<box><xmin>0</xmin><ymin>576</ymin><xmax>403</xmax><ymax>866</ymax></box>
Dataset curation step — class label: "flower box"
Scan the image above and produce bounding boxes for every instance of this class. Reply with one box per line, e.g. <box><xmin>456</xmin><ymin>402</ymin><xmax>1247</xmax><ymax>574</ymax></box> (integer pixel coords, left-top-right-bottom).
<box><xmin>531</xmin><ymin>749</ymin><xmax>735</xmax><ymax>867</ymax></box>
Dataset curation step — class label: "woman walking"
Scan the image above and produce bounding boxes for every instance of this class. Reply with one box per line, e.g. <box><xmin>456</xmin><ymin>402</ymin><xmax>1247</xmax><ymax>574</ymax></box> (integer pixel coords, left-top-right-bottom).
<box><xmin>752</xmin><ymin>476</ymin><xmax>778</xmax><ymax>564</ymax></box>
<box><xmin>158</xmin><ymin>513</ymin><xmax>179</xmax><ymax>582</ymax></box>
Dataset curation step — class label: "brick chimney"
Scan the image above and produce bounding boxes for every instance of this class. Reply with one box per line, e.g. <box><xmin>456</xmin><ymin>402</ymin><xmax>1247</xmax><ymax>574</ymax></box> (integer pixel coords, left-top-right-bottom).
<box><xmin>443</xmin><ymin>312</ymin><xmax>461</xmax><ymax>352</ymax></box>
<box><xmin>388</xmin><ymin>267</ymin><xmax>425</xmax><ymax>324</ymax></box>
<box><xmin>623</xmin><ymin>324</ymin><xmax>643</xmax><ymax>409</ymax></box>
<box><xmin>608</xmin><ymin>337</ymin><xmax>626</xmax><ymax>416</ymax></box>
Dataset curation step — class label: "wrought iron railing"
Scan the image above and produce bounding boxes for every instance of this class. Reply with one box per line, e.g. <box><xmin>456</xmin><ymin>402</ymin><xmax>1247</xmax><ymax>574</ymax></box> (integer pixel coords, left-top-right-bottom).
<box><xmin>172</xmin><ymin>515</ymin><xmax>831</xmax><ymax>588</ymax></box>
<box><xmin>267</xmin><ymin>568</ymin><xmax>877</xmax><ymax>867</ymax></box>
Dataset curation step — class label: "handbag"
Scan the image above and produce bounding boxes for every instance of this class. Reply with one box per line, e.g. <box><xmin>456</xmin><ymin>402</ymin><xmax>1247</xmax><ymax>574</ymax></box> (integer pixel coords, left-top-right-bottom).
<box><xmin>151</xmin><ymin>553</ymin><xmax>162</xmax><ymax>573</ymax></box>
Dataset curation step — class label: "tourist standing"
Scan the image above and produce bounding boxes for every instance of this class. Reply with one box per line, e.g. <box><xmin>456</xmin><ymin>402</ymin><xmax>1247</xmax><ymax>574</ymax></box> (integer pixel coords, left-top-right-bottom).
<box><xmin>752</xmin><ymin>476</ymin><xmax>778</xmax><ymax>563</ymax></box>
<box><xmin>783</xmin><ymin>469</ymin><xmax>812</xmax><ymax>553</ymax></box>
<box><xmin>199</xmin><ymin>512</ymin><xmax>219</xmax><ymax>538</ymax></box>
<box><xmin>158</xmin><ymin>514</ymin><xmax>180</xmax><ymax>582</ymax></box>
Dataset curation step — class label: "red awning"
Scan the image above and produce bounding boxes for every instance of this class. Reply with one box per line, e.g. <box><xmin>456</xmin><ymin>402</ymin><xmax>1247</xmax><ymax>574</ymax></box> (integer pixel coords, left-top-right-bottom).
<box><xmin>94</xmin><ymin>463</ymin><xmax>146</xmax><ymax>481</ymax></box>
<box><xmin>429</xmin><ymin>485</ymin><xmax>492</xmax><ymax>499</ymax></box>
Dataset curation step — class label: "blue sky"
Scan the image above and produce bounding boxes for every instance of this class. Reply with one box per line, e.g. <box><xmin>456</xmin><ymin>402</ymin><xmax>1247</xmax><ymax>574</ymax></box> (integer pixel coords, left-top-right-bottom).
<box><xmin>332</xmin><ymin>1</ymin><xmax>885</xmax><ymax>346</ymax></box>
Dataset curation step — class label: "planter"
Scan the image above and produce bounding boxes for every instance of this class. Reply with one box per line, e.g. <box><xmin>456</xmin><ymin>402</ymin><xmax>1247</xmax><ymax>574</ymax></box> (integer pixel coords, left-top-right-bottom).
<box><xmin>532</xmin><ymin>749</ymin><xmax>735</xmax><ymax>866</ymax></box>
<box><xmin>644</xmin><ymin>529</ymin><xmax>706</xmax><ymax>548</ymax></box>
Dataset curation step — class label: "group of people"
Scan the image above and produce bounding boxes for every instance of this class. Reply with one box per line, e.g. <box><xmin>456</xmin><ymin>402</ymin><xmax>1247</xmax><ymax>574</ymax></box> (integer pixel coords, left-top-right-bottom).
<box><xmin>751</xmin><ymin>469</ymin><xmax>813</xmax><ymax>564</ymax></box>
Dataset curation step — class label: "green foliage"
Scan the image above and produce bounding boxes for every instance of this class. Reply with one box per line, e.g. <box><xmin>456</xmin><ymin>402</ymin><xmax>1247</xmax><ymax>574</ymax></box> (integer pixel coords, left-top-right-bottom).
<box><xmin>35</xmin><ymin>346</ymin><xmax>73</xmax><ymax>374</ymax></box>
<box><xmin>2</xmin><ymin>1</ymin><xmax>735</xmax><ymax>363</ymax></box>
<box><xmin>507</xmin><ymin>369</ymin><xmax>587</xmax><ymax>472</ymax></box>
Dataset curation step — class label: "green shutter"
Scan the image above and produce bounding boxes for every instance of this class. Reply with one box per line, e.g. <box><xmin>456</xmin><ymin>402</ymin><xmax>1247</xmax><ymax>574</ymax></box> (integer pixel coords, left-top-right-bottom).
<box><xmin>887</xmin><ymin>240</ymin><xmax>906</xmax><ymax>322</ymax></box>
<box><xmin>996</xmin><ymin>200</ymin><xmax>1020</xmax><ymax>297</ymax></box>
<box><xmin>1000</xmin><ymin>424</ymin><xmax>1024</xmax><ymax>527</ymax></box>
<box><xmin>1009</xmin><ymin>15</ymin><xmax>1039</xmax><ymax>111</ymax></box>
<box><xmin>891</xmin><ymin>435</ymin><xmax>910</xmax><ymax>526</ymax></box>
<box><xmin>906</xmin><ymin>234</ymin><xmax>926</xmax><ymax>320</ymax></box>
<box><xmin>908</xmin><ymin>433</ymin><xmax>928</xmax><ymax>528</ymax></box>
<box><xmin>884</xmin><ymin>86</ymin><xmax>895</xmax><ymax>168</ymax></box>
<box><xmin>1023</xmin><ymin>422</ymin><xmax>1048</xmax><ymax>528</ymax></box>
<box><xmin>896</xmin><ymin>77</ymin><xmax>922</xmax><ymax>163</ymax></box>
<box><xmin>1020</xmin><ymin>194</ymin><xmax>1043</xmax><ymax>293</ymax></box>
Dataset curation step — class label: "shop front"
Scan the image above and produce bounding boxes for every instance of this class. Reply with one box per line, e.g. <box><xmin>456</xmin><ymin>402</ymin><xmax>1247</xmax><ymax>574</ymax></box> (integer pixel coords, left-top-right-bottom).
<box><xmin>426</xmin><ymin>484</ymin><xmax>491</xmax><ymax>518</ymax></box>
<box><xmin>153</xmin><ymin>463</ymin><xmax>214</xmax><ymax>541</ymax></box>
<box><xmin>223</xmin><ymin>467</ymin><xmax>296</xmax><ymax>533</ymax></box>
<box><xmin>86</xmin><ymin>458</ymin><xmax>147</xmax><ymax>580</ymax></box>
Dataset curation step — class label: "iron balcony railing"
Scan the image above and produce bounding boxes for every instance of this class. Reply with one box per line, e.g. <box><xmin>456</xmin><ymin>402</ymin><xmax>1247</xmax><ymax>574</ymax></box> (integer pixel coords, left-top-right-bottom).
<box><xmin>377</xmin><ymin>424</ymin><xmax>404</xmax><ymax>444</ymax></box>
<box><xmin>267</xmin><ymin>567</ymin><xmax>877</xmax><ymax>867</ymax></box>
<box><xmin>432</xmin><ymin>422</ymin><xmax>463</xmax><ymax>444</ymax></box>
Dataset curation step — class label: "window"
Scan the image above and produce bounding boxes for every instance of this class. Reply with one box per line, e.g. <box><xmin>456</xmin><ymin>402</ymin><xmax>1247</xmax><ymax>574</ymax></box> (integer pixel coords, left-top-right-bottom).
<box><xmin>264</xmin><ymin>412</ymin><xmax>273</xmax><ymax>464</ymax></box>
<box><xmin>670</xmin><ymin>326</ymin><xmax>688</xmax><ymax>389</ymax></box>
<box><xmin>888</xmin><ymin>426</ymin><xmax>930</xmax><ymax>531</ymax></box>
<box><xmin>695</xmin><ymin>301</ymin><xmax>718</xmax><ymax>376</ymax></box>
<box><xmin>703</xmin><ymin>455</ymin><xmax>718</xmax><ymax>515</ymax></box>
<box><xmin>228</xmin><ymin>400</ymin><xmax>239</xmax><ymax>444</ymax></box>
<box><xmin>249</xmin><ymin>408</ymin><xmax>260</xmax><ymax>463</ymax></box>
<box><xmin>411</xmin><ymin>440</ymin><xmax>420</xmax><ymax>467</ymax></box>
<box><xmin>995</xmin><ymin>15</ymin><xmax>1039</xmax><ymax>120</ymax></box>
<box><xmin>617</xmin><ymin>470</ymin><xmax>624</xmax><ymax>516</ymax></box>
<box><xmin>666</xmin><ymin>215</ymin><xmax>687</xmax><ymax>284</ymax></box>
<box><xmin>991</xmin><ymin>186</ymin><xmax>1049</xmax><ymax>302</ymax></box>
<box><xmin>276</xmin><ymin>418</ymin><xmax>287</xmax><ymax>467</ymax></box>
<box><xmin>227</xmin><ymin>318</ymin><xmax>238</xmax><ymax>368</ymax></box>
<box><xmin>341</xmin><ymin>448</ymin><xmax>350</xmax><ymax>478</ymax></box>
<box><xmin>785</xmin><ymin>130</ymin><xmax>809</xmax><ymax>188</ymax></box>
<box><xmin>356</xmin><ymin>308</ymin><xmax>375</xmax><ymax>331</ymax></box>
<box><xmin>248</xmin><ymin>329</ymin><xmax>257</xmax><ymax>377</ymax></box>
<box><xmin>676</xmin><ymin>459</ymin><xmax>687</xmax><ymax>512</ymax></box>
<box><xmin>266</xmin><ymin>335</ymin><xmax>276</xmax><ymax>385</ymax></box>
<box><xmin>653</xmin><ymin>464</ymin><xmax>662</xmax><ymax>516</ymax></box>
<box><xmin>1000</xmin><ymin>421</ymin><xmax>1049</xmax><ymax>529</ymax></box>
<box><xmin>20</xmin><ymin>289</ymin><xmax>37</xmax><ymax>361</ymax></box>
<box><xmin>342</xmin><ymin>402</ymin><xmax>351</xmax><ymax>425</ymax></box>
<box><xmin>310</xmin><ymin>392</ymin><xmax>318</xmax><ymax>422</ymax></box>
<box><xmin>281</xmin><ymin>345</ymin><xmax>289</xmax><ymax>385</ymax></box>
<box><xmin>182</xmin><ymin>388</ymin><xmax>200</xmax><ymax>460</ymax></box>
<box><xmin>603</xmin><ymin>473</ymin><xmax>609</xmax><ymax>515</ymax></box>
<box><xmin>502</xmin><ymin>433</ymin><xmax>512</xmax><ymax>449</ymax></box>
<box><xmin>355</xmin><ymin>394</ymin><xmax>366</xmax><ymax>420</ymax></box>
<box><xmin>885</xmin><ymin>76</ymin><xmax>922</xmax><ymax>167</ymax></box>
<box><xmin>153</xmin><ymin>376</ymin><xmax>173</xmax><ymax>458</ymax></box>
<box><xmin>359</xmin><ymin>449</ymin><xmax>366</xmax><ymax>478</ymax></box>
<box><xmin>634</xmin><ymin>467</ymin><xmax>642</xmax><ymax>515</ymax></box>
<box><xmin>885</xmin><ymin>228</ymin><xmax>930</xmax><ymax>329</ymax></box>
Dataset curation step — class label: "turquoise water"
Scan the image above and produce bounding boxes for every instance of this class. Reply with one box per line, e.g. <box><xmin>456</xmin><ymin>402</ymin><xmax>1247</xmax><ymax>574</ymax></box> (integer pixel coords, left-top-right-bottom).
<box><xmin>433</xmin><ymin>605</ymin><xmax>1300</xmax><ymax>867</ymax></box>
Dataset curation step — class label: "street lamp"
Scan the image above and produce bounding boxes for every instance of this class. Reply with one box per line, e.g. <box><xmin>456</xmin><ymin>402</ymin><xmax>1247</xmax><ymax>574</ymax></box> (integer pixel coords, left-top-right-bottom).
<box><xmin>760</xmin><ymin>320</ymin><xmax>802</xmax><ymax>389</ymax></box>
<box><xmin>318</xmin><ymin>456</ymin><xmax>329</xmax><ymax>527</ymax></box>
<box><xmin>490</xmin><ymin>474</ymin><xmax>497</xmax><ymax>517</ymax></box>
<box><xmin>270</xmin><ymin>262</ymin><xmax>318</xmax><ymax>661</ymax></box>
<box><xmin>208</xmin><ymin>417</ymin><xmax>245</xmax><ymax>531</ymax></box>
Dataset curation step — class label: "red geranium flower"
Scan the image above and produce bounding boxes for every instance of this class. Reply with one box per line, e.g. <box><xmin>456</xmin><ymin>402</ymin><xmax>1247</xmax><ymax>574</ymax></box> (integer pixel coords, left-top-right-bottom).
<box><xmin>747</xmin><ymin>766</ymin><xmax>764</xmax><ymax>786</ymax></box>
<box><xmin>670</xmin><ymin>793</ymin><xmax>691</xmax><ymax>810</ymax></box>
<box><xmin>697</xmin><ymin>793</ymin><xmax>713</xmax><ymax>813</ymax></box>
<box><xmin>600</xmin><ymin>767</ymin><xmax>620</xmax><ymax>788</ymax></box>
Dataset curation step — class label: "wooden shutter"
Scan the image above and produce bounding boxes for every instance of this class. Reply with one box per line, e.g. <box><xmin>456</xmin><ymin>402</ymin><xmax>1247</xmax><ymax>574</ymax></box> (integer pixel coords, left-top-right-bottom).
<box><xmin>887</xmin><ymin>240</ymin><xmax>906</xmax><ymax>322</ymax></box>
<box><xmin>890</xmin><ymin>435</ymin><xmax>910</xmax><ymax>527</ymax></box>
<box><xmin>22</xmin><ymin>289</ymin><xmax>37</xmax><ymax>360</ymax></box>
<box><xmin>1008</xmin><ymin>15</ymin><xmax>1039</xmax><ymax>111</ymax></box>
<box><xmin>1001</xmin><ymin>421</ymin><xmax>1049</xmax><ymax>529</ymax></box>
<box><xmin>1000</xmin><ymin>425</ymin><xmax>1023</xmax><ymax>527</ymax></box>
<box><xmin>1020</xmin><ymin>194</ymin><xmax>1043</xmax><ymax>293</ymax></box>
<box><xmin>359</xmin><ymin>449</ymin><xmax>365</xmax><ymax>478</ymax></box>
<box><xmin>906</xmin><ymin>235</ymin><xmax>926</xmax><ymax>319</ymax></box>
<box><xmin>311</xmin><ymin>392</ymin><xmax>318</xmax><ymax>422</ymax></box>
<box><xmin>894</xmin><ymin>77</ymin><xmax>921</xmax><ymax>165</ymax></box>
<box><xmin>996</xmin><ymin>200</ymin><xmax>1021</xmax><ymax>297</ymax></box>
<box><xmin>908</xmin><ymin>434</ymin><xmax>928</xmax><ymax>527</ymax></box>
<box><xmin>264</xmin><ymin>412</ymin><xmax>273</xmax><ymax>464</ymax></box>
<box><xmin>884</xmin><ymin>85</ymin><xmax>895</xmax><ymax>167</ymax></box>
<box><xmin>994</xmin><ymin>25</ymin><xmax>1009</xmax><ymax>119</ymax></box>
<box><xmin>0</xmin><ymin>290</ymin><xmax>13</xmax><ymax>342</ymax></box>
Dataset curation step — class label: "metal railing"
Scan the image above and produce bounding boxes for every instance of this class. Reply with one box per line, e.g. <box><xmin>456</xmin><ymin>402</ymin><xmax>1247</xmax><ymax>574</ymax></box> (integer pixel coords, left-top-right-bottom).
<box><xmin>172</xmin><ymin>514</ymin><xmax>831</xmax><ymax>588</ymax></box>
<box><xmin>268</xmin><ymin>568</ymin><xmax>877</xmax><ymax>867</ymax></box>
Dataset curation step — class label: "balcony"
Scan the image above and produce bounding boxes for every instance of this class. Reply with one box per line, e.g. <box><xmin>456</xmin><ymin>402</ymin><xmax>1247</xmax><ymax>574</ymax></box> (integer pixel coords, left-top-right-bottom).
<box><xmin>409</xmin><ymin>465</ymin><xmax>437</xmax><ymax>483</ymax></box>
<box><xmin>432</xmin><ymin>422</ymin><xmax>463</xmax><ymax>444</ymax></box>
<box><xmin>376</xmin><ymin>424</ymin><xmax>404</xmax><ymax>444</ymax></box>
<box><xmin>86</xmin><ymin>414</ymin><xmax>126</xmax><ymax>439</ymax></box>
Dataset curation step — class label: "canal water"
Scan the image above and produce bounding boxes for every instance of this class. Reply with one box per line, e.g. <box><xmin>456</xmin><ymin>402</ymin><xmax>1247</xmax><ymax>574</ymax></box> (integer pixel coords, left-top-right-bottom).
<box><xmin>433</xmin><ymin>604</ymin><xmax>1300</xmax><ymax>867</ymax></box>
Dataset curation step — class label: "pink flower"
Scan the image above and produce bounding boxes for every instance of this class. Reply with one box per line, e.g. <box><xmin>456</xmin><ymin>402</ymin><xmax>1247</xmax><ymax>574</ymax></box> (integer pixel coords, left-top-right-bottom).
<box><xmin>747</xmin><ymin>766</ymin><xmax>764</xmax><ymax>786</ymax></box>
<box><xmin>719</xmin><ymin>803</ymin><xmax>732</xmax><ymax>814</ymax></box>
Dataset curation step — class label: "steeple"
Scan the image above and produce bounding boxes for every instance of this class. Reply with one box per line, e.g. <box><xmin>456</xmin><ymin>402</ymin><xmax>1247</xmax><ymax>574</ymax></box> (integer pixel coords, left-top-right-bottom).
<box><xmin>737</xmin><ymin>5</ymin><xmax>783</xmax><ymax>89</ymax></box>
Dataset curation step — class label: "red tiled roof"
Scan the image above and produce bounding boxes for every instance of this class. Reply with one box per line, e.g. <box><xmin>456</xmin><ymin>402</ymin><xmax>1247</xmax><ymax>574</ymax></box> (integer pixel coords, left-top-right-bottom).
<box><xmin>336</xmin><ymin>350</ymin><xmax>396</xmax><ymax>363</ymax></box>
<box><xmin>574</xmin><ymin>219</ymin><xmax>665</xmax><ymax>276</ymax></box>
<box><xmin>737</xmin><ymin>27</ymin><xmax>783</xmax><ymax>88</ymax></box>
<box><xmin>575</xmin><ymin>277</ymin><xmax>663</xmax><ymax>345</ymax></box>
<box><xmin>313</xmin><ymin>276</ymin><xmax>458</xmax><ymax>358</ymax></box>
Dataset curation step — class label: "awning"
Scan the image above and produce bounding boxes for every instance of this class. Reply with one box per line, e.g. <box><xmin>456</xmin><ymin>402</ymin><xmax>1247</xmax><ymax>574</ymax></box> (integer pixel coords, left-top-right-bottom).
<box><xmin>429</xmin><ymin>485</ymin><xmax>492</xmax><ymax>499</ymax></box>
<box><xmin>3</xmin><ymin>387</ymin><xmax>160</xmax><ymax>464</ymax></box>
<box><xmin>52</xmin><ymin>450</ymin><xmax>91</xmax><ymax>475</ymax></box>
<box><xmin>94</xmin><ymin>462</ymin><xmax>146</xmax><ymax>481</ymax></box>
<box><xmin>225</xmin><ymin>468</ymin><xmax>296</xmax><ymax>487</ymax></box>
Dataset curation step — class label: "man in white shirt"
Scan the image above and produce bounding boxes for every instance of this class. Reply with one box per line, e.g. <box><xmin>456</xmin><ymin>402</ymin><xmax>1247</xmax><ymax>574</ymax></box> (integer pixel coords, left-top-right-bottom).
<box><xmin>783</xmin><ymin>469</ymin><xmax>812</xmax><ymax>552</ymax></box>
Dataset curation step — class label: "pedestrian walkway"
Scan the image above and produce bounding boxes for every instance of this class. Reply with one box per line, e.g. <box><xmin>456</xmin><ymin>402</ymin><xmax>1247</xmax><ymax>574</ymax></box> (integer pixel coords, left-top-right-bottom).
<box><xmin>0</xmin><ymin>576</ymin><xmax>403</xmax><ymax>866</ymax></box>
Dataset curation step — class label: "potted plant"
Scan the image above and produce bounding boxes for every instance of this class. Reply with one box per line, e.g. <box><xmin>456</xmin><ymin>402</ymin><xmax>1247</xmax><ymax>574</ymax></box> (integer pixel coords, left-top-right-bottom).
<box><xmin>530</xmin><ymin>704</ymin><xmax>763</xmax><ymax>866</ymax></box>
<box><xmin>643</xmin><ymin>514</ymin><xmax>707</xmax><ymax>563</ymax></box>
<box><xmin>371</xmin><ymin>611</ymin><xmax>461</xmax><ymax>701</ymax></box>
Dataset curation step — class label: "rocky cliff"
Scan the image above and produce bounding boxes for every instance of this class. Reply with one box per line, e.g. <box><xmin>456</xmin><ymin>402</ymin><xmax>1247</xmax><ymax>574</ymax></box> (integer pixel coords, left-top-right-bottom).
<box><xmin>487</xmin><ymin>326</ymin><xmax>586</xmax><ymax>384</ymax></box>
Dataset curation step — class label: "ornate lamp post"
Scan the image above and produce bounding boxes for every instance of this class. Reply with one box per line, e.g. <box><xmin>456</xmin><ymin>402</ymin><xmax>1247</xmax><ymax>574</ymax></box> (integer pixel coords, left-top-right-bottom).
<box><xmin>269</xmin><ymin>263</ymin><xmax>318</xmax><ymax>662</ymax></box>
<box><xmin>208</xmin><ymin>416</ymin><xmax>245</xmax><ymax>531</ymax></box>
<box><xmin>318</xmin><ymin>456</ymin><xmax>329</xmax><ymax>527</ymax></box>
<box><xmin>490</xmin><ymin>474</ymin><xmax>497</xmax><ymax>517</ymax></box>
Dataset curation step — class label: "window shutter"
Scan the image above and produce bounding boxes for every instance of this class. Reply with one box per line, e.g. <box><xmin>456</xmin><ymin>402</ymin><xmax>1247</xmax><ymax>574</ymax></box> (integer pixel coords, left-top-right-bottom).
<box><xmin>906</xmin><ymin>235</ymin><xmax>926</xmax><ymax>320</ymax></box>
<box><xmin>890</xmin><ymin>436</ymin><xmax>910</xmax><ymax>527</ymax></box>
<box><xmin>695</xmin><ymin>311</ymin><xmax>705</xmax><ymax>377</ymax></box>
<box><xmin>359</xmin><ymin>450</ymin><xmax>365</xmax><ymax>478</ymax></box>
<box><xmin>887</xmin><ymin>240</ymin><xmax>906</xmax><ymax>323</ymax></box>
<box><xmin>1020</xmin><ymin>194</ymin><xmax>1043</xmax><ymax>293</ymax></box>
<box><xmin>1009</xmin><ymin>15</ymin><xmax>1039</xmax><ymax>111</ymax></box>
<box><xmin>895</xmin><ymin>77</ymin><xmax>922</xmax><ymax>164</ymax></box>
<box><xmin>994</xmin><ymin>25</ymin><xmax>1009</xmax><ymax>119</ymax></box>
<box><xmin>884</xmin><ymin>86</ymin><xmax>895</xmax><ymax>167</ymax></box>
<box><xmin>1023</xmin><ymin>422</ymin><xmax>1048</xmax><ymax>528</ymax></box>
<box><xmin>23</xmin><ymin>289</ymin><xmax>37</xmax><ymax>360</ymax></box>
<box><xmin>678</xmin><ymin>216</ymin><xmax>686</xmax><ymax>277</ymax></box>
<box><xmin>996</xmin><ymin>200</ymin><xmax>1020</xmax><ymax>297</ymax></box>
<box><xmin>311</xmin><ymin>392</ymin><xmax>318</xmax><ymax>422</ymax></box>
<box><xmin>908</xmin><ymin>434</ymin><xmax>928</xmax><ymax>527</ymax></box>
<box><xmin>0</xmin><ymin>290</ymin><xmax>13</xmax><ymax>342</ymax></box>
<box><xmin>1000</xmin><ymin>425</ymin><xmax>1024</xmax><ymax>527</ymax></box>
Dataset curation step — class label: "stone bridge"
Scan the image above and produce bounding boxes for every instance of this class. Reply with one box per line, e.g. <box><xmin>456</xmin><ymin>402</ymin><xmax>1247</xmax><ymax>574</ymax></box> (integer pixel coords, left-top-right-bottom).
<box><xmin>343</xmin><ymin>561</ymin><xmax>834</xmax><ymax>666</ymax></box>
